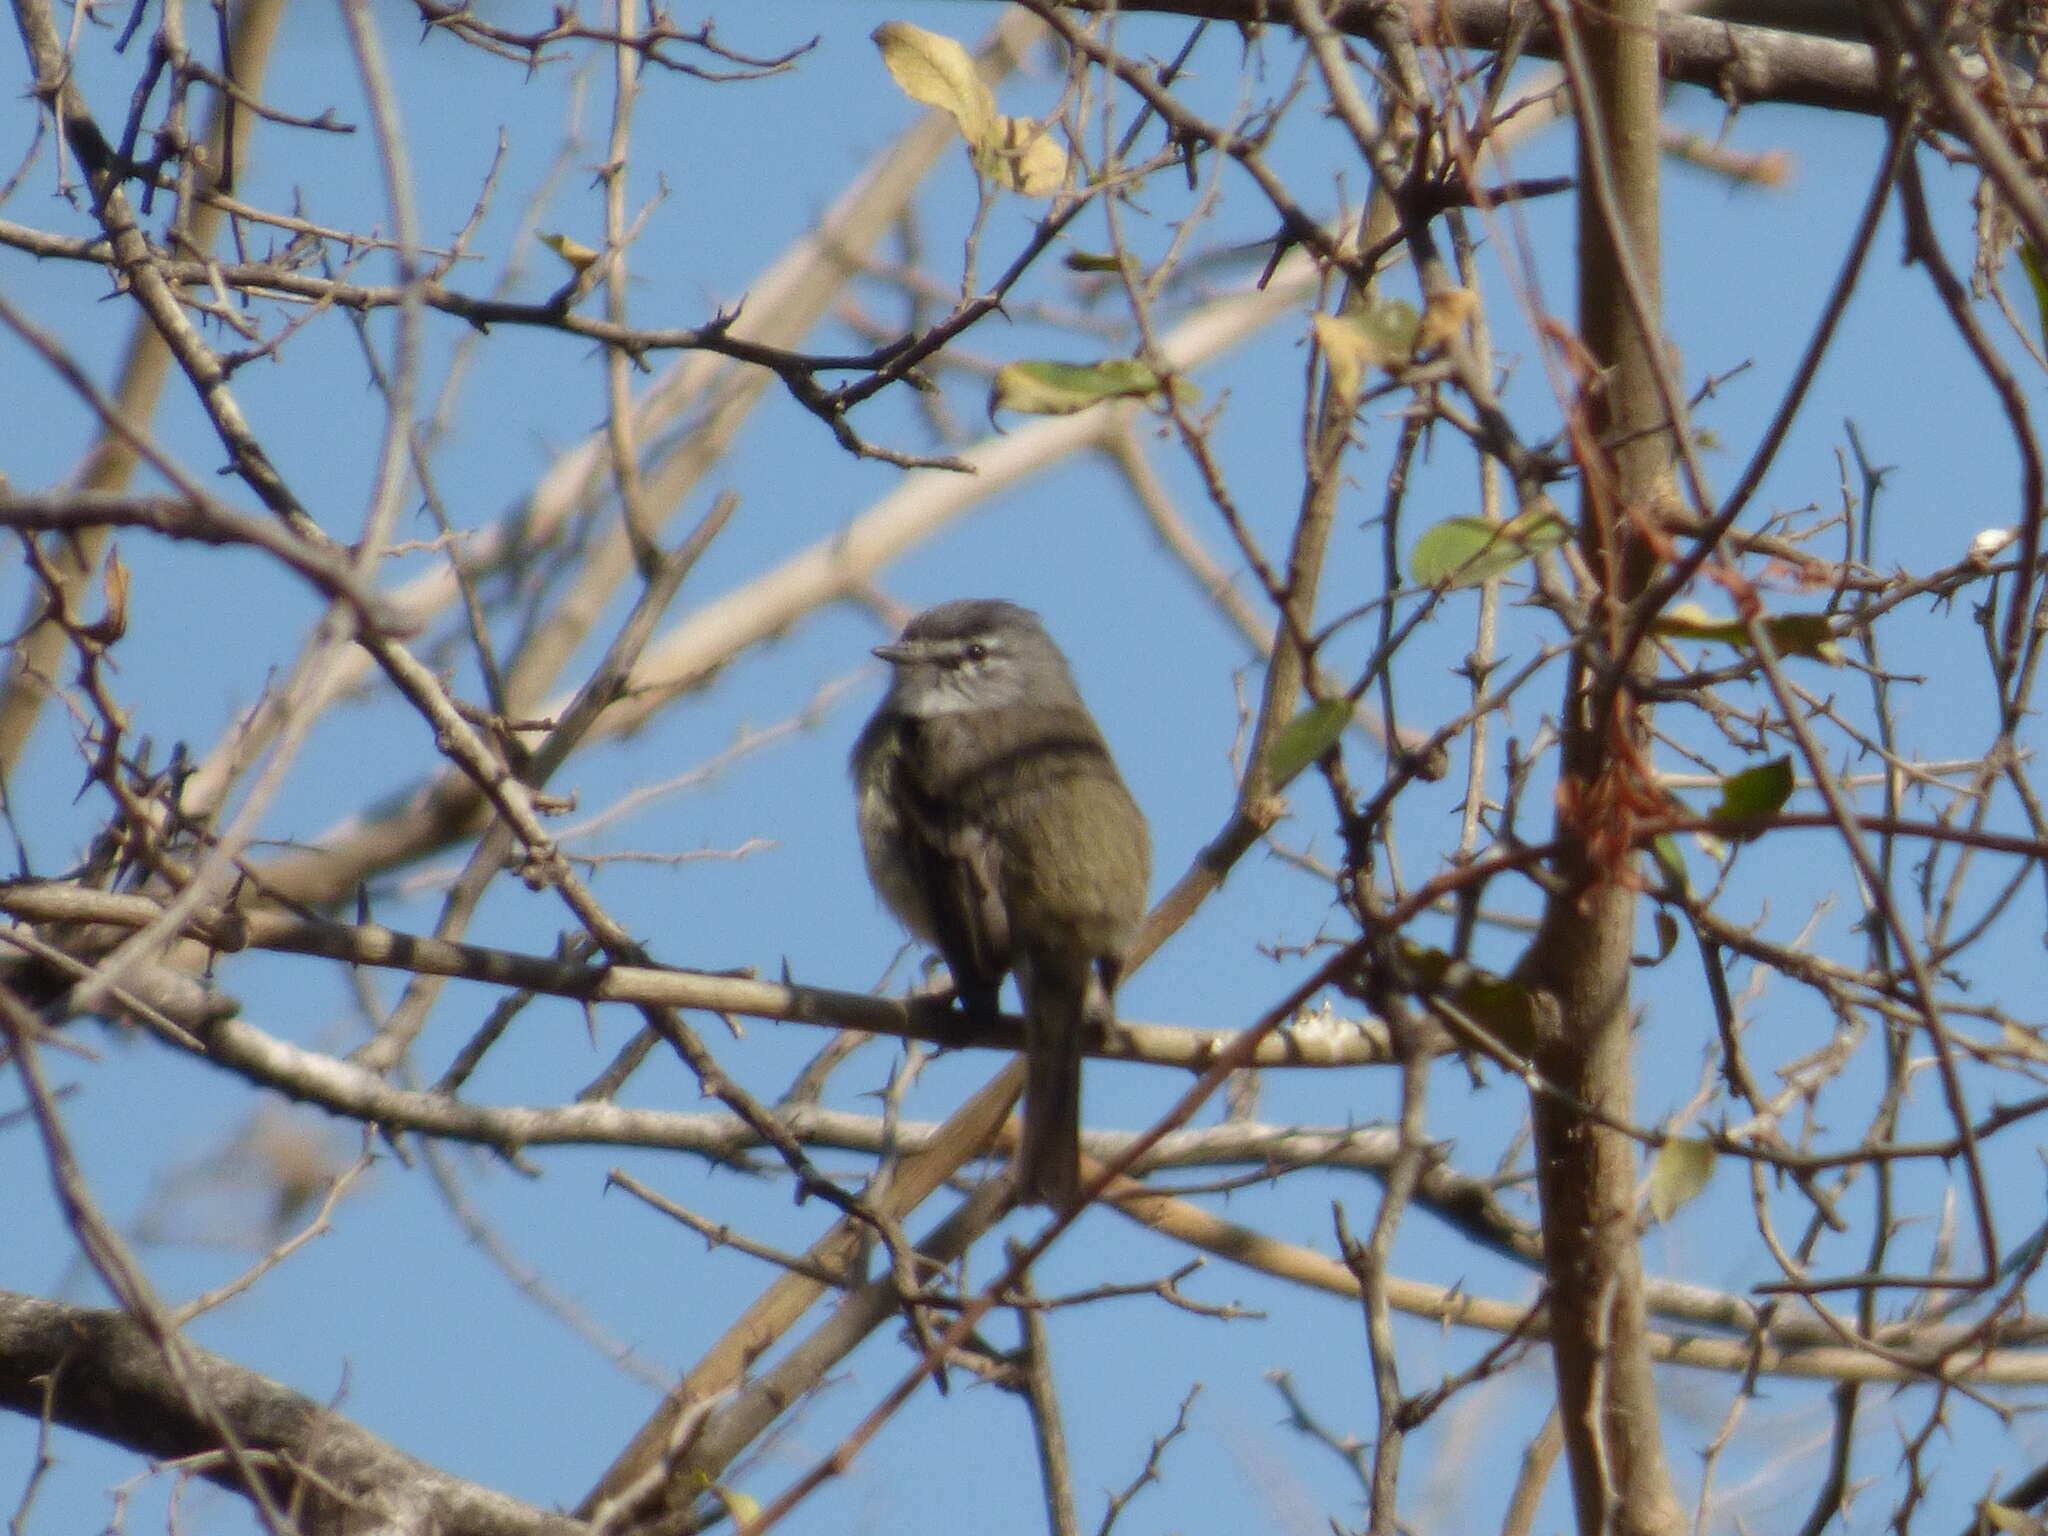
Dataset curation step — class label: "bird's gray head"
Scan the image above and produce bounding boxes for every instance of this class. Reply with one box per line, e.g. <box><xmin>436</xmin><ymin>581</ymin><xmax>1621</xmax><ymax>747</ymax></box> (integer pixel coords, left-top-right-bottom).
<box><xmin>874</xmin><ymin>599</ymin><xmax>1083</xmax><ymax>719</ymax></box>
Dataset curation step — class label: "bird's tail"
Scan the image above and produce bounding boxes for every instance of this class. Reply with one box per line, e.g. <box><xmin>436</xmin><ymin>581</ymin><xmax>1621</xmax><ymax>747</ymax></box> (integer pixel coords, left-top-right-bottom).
<box><xmin>1017</xmin><ymin>952</ymin><xmax>1089</xmax><ymax>1206</ymax></box>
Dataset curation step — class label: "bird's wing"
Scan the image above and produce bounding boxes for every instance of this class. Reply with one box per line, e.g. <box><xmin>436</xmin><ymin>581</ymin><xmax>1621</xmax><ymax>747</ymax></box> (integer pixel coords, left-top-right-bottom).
<box><xmin>887</xmin><ymin>723</ymin><xmax>1011</xmax><ymax>1013</ymax></box>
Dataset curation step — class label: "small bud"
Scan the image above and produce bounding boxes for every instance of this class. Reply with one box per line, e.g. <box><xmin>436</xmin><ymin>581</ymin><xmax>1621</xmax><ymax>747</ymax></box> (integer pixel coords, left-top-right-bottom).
<box><xmin>1971</xmin><ymin>527</ymin><xmax>2018</xmax><ymax>561</ymax></box>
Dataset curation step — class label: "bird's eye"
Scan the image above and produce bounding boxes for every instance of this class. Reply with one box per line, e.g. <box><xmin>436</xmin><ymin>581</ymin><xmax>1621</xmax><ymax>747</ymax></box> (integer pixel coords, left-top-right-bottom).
<box><xmin>964</xmin><ymin>642</ymin><xmax>988</xmax><ymax>663</ymax></box>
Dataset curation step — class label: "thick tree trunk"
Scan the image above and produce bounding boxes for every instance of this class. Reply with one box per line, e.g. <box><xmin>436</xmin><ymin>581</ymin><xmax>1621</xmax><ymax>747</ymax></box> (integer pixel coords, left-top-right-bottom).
<box><xmin>1521</xmin><ymin>0</ymin><xmax>1687</xmax><ymax>1528</ymax></box>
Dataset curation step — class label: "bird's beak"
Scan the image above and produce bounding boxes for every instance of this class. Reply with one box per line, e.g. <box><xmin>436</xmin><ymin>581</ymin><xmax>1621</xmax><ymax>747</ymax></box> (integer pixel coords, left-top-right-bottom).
<box><xmin>872</xmin><ymin>642</ymin><xmax>914</xmax><ymax>665</ymax></box>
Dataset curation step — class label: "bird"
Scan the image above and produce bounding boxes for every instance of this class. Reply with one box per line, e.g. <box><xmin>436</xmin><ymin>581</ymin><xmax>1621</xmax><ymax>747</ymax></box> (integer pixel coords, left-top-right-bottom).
<box><xmin>851</xmin><ymin>599</ymin><xmax>1150</xmax><ymax>1205</ymax></box>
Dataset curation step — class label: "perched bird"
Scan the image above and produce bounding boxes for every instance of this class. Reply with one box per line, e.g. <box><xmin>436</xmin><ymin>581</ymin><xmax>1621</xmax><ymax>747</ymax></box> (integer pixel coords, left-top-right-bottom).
<box><xmin>851</xmin><ymin>600</ymin><xmax>1150</xmax><ymax>1205</ymax></box>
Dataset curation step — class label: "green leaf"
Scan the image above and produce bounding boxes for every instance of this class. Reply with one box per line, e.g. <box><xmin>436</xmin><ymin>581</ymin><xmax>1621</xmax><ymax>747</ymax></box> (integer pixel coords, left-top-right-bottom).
<box><xmin>1265</xmin><ymin>699</ymin><xmax>1350</xmax><ymax>787</ymax></box>
<box><xmin>1455</xmin><ymin>972</ymin><xmax>1536</xmax><ymax>1057</ymax></box>
<box><xmin>1650</xmin><ymin>604</ymin><xmax>1744</xmax><ymax>645</ymax></box>
<box><xmin>1709</xmin><ymin>757</ymin><xmax>1794</xmax><ymax>836</ymax></box>
<box><xmin>1647</xmin><ymin>834</ymin><xmax>1689</xmax><ymax>893</ymax></box>
<box><xmin>2022</xmin><ymin>243</ymin><xmax>2048</xmax><ymax>360</ymax></box>
<box><xmin>1764</xmin><ymin>612</ymin><xmax>1845</xmax><ymax>665</ymax></box>
<box><xmin>987</xmin><ymin>358</ymin><xmax>1184</xmax><ymax>418</ymax></box>
<box><xmin>1063</xmin><ymin>249</ymin><xmax>1124</xmax><ymax>273</ymax></box>
<box><xmin>1642</xmin><ymin>909</ymin><xmax>1681</xmax><ymax>967</ymax></box>
<box><xmin>1409</xmin><ymin>509</ymin><xmax>1570</xmax><ymax>590</ymax></box>
<box><xmin>1398</xmin><ymin>942</ymin><xmax>1537</xmax><ymax>1057</ymax></box>
<box><xmin>1648</xmin><ymin>1136</ymin><xmax>1716</xmax><ymax>1223</ymax></box>
<box><xmin>1310</xmin><ymin>298</ymin><xmax>1419</xmax><ymax>401</ymax></box>
<box><xmin>1355</xmin><ymin>296</ymin><xmax>1419</xmax><ymax>359</ymax></box>
<box><xmin>1650</xmin><ymin>605</ymin><xmax>1843</xmax><ymax>665</ymax></box>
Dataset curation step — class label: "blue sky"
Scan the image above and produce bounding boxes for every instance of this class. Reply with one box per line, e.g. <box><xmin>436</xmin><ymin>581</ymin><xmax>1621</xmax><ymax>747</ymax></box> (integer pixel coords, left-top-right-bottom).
<box><xmin>4</xmin><ymin>3</ymin><xmax>2045</xmax><ymax>1533</ymax></box>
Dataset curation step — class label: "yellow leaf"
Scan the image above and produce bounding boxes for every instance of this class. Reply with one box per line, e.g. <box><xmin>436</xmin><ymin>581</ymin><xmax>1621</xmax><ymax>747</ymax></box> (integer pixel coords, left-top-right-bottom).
<box><xmin>696</xmin><ymin>1481</ymin><xmax>761</xmax><ymax>1526</ymax></box>
<box><xmin>872</xmin><ymin>21</ymin><xmax>994</xmax><ymax>146</ymax></box>
<box><xmin>539</xmin><ymin>232</ymin><xmax>600</xmax><ymax>272</ymax></box>
<box><xmin>2003</xmin><ymin>1022</ymin><xmax>2048</xmax><ymax>1064</ymax></box>
<box><xmin>981</xmin><ymin>115</ymin><xmax>1067</xmax><ymax>196</ymax></box>
<box><xmin>1311</xmin><ymin>300</ymin><xmax>1420</xmax><ymax>404</ymax></box>
<box><xmin>1416</xmin><ymin>286</ymin><xmax>1478</xmax><ymax>352</ymax></box>
<box><xmin>1312</xmin><ymin>313</ymin><xmax>1371</xmax><ymax>403</ymax></box>
<box><xmin>79</xmin><ymin>547</ymin><xmax>130</xmax><ymax>646</ymax></box>
<box><xmin>1648</xmin><ymin>1136</ymin><xmax>1716</xmax><ymax>1223</ymax></box>
<box><xmin>1981</xmin><ymin>1502</ymin><xmax>2047</xmax><ymax>1536</ymax></box>
<box><xmin>100</xmin><ymin>547</ymin><xmax>129</xmax><ymax>636</ymax></box>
